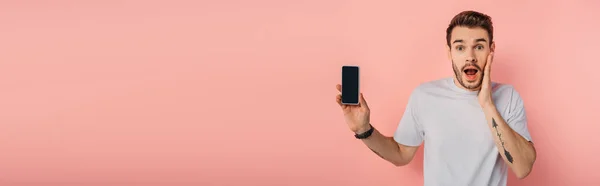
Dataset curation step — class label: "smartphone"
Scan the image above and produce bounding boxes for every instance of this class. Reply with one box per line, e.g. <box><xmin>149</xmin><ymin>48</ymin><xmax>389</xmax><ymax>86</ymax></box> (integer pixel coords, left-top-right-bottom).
<box><xmin>341</xmin><ymin>66</ymin><xmax>360</xmax><ymax>105</ymax></box>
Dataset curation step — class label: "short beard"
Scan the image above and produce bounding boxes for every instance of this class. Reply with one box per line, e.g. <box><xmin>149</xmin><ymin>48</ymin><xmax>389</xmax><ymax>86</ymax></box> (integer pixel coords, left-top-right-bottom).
<box><xmin>452</xmin><ymin>61</ymin><xmax>483</xmax><ymax>90</ymax></box>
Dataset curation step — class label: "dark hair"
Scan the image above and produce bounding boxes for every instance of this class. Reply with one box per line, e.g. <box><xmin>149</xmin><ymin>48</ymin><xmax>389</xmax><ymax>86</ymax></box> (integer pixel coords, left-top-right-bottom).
<box><xmin>446</xmin><ymin>10</ymin><xmax>494</xmax><ymax>47</ymax></box>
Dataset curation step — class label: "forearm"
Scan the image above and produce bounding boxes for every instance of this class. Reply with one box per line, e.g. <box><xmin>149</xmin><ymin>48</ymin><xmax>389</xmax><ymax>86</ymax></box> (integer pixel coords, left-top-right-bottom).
<box><xmin>482</xmin><ymin>104</ymin><xmax>536</xmax><ymax>179</ymax></box>
<box><xmin>356</xmin><ymin>125</ymin><xmax>410</xmax><ymax>166</ymax></box>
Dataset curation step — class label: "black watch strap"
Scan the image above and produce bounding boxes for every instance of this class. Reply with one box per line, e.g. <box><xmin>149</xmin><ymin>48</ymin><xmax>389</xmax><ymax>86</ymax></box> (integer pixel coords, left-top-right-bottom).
<box><xmin>354</xmin><ymin>124</ymin><xmax>374</xmax><ymax>139</ymax></box>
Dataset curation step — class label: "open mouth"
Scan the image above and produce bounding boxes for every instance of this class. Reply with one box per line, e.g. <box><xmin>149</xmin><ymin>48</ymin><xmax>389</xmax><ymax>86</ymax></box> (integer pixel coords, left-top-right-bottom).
<box><xmin>463</xmin><ymin>68</ymin><xmax>478</xmax><ymax>75</ymax></box>
<box><xmin>463</xmin><ymin>67</ymin><xmax>479</xmax><ymax>80</ymax></box>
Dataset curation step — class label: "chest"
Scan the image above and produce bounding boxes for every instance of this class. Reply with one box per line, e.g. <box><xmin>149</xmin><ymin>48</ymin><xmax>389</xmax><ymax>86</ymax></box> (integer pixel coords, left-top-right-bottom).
<box><xmin>418</xmin><ymin>97</ymin><xmax>497</xmax><ymax>151</ymax></box>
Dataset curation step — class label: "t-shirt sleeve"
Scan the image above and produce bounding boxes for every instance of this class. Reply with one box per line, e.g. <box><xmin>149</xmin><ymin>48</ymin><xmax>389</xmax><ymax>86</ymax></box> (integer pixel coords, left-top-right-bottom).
<box><xmin>506</xmin><ymin>88</ymin><xmax>533</xmax><ymax>142</ymax></box>
<box><xmin>393</xmin><ymin>88</ymin><xmax>425</xmax><ymax>147</ymax></box>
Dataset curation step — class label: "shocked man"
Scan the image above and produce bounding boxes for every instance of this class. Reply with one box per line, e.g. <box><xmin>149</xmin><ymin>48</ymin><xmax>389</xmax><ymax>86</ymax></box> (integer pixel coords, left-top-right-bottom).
<box><xmin>335</xmin><ymin>10</ymin><xmax>536</xmax><ymax>186</ymax></box>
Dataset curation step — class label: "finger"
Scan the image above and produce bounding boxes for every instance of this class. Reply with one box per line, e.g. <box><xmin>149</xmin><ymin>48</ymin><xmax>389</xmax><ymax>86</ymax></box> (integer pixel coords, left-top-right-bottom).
<box><xmin>359</xmin><ymin>93</ymin><xmax>369</xmax><ymax>109</ymax></box>
<box><xmin>336</xmin><ymin>84</ymin><xmax>341</xmax><ymax>92</ymax></box>
<box><xmin>336</xmin><ymin>94</ymin><xmax>343</xmax><ymax>106</ymax></box>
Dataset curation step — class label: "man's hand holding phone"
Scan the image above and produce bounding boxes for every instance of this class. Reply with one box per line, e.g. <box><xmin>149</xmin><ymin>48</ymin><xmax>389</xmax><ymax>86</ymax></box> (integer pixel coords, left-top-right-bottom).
<box><xmin>336</xmin><ymin>84</ymin><xmax>371</xmax><ymax>134</ymax></box>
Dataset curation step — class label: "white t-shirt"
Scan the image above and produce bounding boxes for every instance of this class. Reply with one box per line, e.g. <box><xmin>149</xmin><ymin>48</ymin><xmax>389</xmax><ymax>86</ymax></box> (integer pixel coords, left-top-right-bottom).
<box><xmin>394</xmin><ymin>77</ymin><xmax>532</xmax><ymax>186</ymax></box>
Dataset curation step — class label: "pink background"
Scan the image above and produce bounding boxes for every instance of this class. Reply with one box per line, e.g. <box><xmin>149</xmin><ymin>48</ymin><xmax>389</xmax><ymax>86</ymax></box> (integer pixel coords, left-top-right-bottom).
<box><xmin>1</xmin><ymin>0</ymin><xmax>599</xmax><ymax>185</ymax></box>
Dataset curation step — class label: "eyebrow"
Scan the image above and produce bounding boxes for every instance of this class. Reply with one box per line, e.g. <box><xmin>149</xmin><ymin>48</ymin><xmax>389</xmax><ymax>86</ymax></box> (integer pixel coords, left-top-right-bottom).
<box><xmin>452</xmin><ymin>38</ymin><xmax>488</xmax><ymax>44</ymax></box>
<box><xmin>475</xmin><ymin>38</ymin><xmax>488</xmax><ymax>43</ymax></box>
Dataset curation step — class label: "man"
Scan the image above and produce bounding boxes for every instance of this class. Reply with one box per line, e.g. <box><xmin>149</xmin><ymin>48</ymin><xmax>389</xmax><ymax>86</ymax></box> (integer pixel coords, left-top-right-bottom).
<box><xmin>335</xmin><ymin>10</ymin><xmax>536</xmax><ymax>186</ymax></box>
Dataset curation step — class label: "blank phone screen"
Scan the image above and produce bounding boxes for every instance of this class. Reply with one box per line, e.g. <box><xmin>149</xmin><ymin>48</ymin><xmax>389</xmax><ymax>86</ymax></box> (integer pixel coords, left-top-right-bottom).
<box><xmin>342</xmin><ymin>66</ymin><xmax>359</xmax><ymax>104</ymax></box>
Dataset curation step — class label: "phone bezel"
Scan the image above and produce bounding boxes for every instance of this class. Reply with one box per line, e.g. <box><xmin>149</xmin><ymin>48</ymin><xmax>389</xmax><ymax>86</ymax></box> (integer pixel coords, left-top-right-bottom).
<box><xmin>341</xmin><ymin>65</ymin><xmax>360</xmax><ymax>105</ymax></box>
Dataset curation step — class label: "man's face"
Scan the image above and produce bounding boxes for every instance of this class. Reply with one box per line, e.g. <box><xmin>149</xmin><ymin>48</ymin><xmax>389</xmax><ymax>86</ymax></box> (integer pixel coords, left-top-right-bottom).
<box><xmin>447</xmin><ymin>26</ymin><xmax>495</xmax><ymax>90</ymax></box>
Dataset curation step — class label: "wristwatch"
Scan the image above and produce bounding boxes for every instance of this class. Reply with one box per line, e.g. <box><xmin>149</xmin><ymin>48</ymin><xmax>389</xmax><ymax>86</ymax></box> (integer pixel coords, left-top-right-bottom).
<box><xmin>354</xmin><ymin>124</ymin><xmax>374</xmax><ymax>139</ymax></box>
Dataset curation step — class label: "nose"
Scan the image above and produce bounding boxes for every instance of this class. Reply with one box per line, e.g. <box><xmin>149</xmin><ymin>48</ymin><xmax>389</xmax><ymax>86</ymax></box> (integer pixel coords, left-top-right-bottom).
<box><xmin>465</xmin><ymin>50</ymin><xmax>476</xmax><ymax>63</ymax></box>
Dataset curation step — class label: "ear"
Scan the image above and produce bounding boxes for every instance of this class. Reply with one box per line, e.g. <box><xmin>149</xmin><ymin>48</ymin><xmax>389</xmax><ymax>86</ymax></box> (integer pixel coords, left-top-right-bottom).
<box><xmin>490</xmin><ymin>41</ymin><xmax>496</xmax><ymax>53</ymax></box>
<box><xmin>446</xmin><ymin>44</ymin><xmax>452</xmax><ymax>60</ymax></box>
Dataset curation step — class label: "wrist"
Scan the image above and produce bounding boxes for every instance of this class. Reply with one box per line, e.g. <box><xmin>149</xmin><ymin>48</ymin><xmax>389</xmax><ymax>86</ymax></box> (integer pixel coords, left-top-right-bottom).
<box><xmin>354</xmin><ymin>124</ymin><xmax>372</xmax><ymax>134</ymax></box>
<box><xmin>354</xmin><ymin>124</ymin><xmax>374</xmax><ymax>139</ymax></box>
<box><xmin>482</xmin><ymin>102</ymin><xmax>498</xmax><ymax>113</ymax></box>
<box><xmin>480</xmin><ymin>100</ymin><xmax>495</xmax><ymax>109</ymax></box>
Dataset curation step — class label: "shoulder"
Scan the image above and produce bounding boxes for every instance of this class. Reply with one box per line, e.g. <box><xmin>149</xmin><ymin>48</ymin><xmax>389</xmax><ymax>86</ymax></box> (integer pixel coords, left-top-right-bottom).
<box><xmin>399</xmin><ymin>77</ymin><xmax>453</xmax><ymax>105</ymax></box>
<box><xmin>414</xmin><ymin>77</ymin><xmax>451</xmax><ymax>92</ymax></box>
<box><xmin>409</xmin><ymin>77</ymin><xmax>454</xmax><ymax>97</ymax></box>
<box><xmin>491</xmin><ymin>82</ymin><xmax>526</xmax><ymax>113</ymax></box>
<box><xmin>492</xmin><ymin>82</ymin><xmax>522</xmax><ymax>101</ymax></box>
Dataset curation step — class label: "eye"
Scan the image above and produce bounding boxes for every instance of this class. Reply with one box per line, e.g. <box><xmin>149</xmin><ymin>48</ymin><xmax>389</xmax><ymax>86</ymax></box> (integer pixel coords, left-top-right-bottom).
<box><xmin>456</xmin><ymin>46</ymin><xmax>464</xmax><ymax>51</ymax></box>
<box><xmin>476</xmin><ymin>45</ymin><xmax>485</xmax><ymax>50</ymax></box>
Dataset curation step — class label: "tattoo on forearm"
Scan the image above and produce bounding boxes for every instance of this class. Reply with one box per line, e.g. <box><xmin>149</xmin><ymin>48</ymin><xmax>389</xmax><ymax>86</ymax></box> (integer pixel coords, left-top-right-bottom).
<box><xmin>492</xmin><ymin>118</ymin><xmax>514</xmax><ymax>163</ymax></box>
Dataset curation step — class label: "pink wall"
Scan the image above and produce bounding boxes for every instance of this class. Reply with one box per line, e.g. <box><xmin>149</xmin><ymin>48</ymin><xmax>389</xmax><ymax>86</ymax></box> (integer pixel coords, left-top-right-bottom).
<box><xmin>1</xmin><ymin>0</ymin><xmax>599</xmax><ymax>185</ymax></box>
